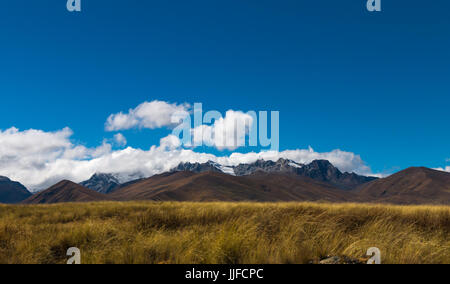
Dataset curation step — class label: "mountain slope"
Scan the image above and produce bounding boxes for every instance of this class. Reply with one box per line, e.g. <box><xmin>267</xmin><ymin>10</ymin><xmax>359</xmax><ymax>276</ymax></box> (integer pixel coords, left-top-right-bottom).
<box><xmin>23</xmin><ymin>180</ymin><xmax>109</xmax><ymax>204</ymax></box>
<box><xmin>356</xmin><ymin>167</ymin><xmax>450</xmax><ymax>205</ymax></box>
<box><xmin>110</xmin><ymin>171</ymin><xmax>351</xmax><ymax>202</ymax></box>
<box><xmin>80</xmin><ymin>173</ymin><xmax>121</xmax><ymax>194</ymax></box>
<box><xmin>0</xmin><ymin>176</ymin><xmax>32</xmax><ymax>204</ymax></box>
<box><xmin>297</xmin><ymin>160</ymin><xmax>378</xmax><ymax>190</ymax></box>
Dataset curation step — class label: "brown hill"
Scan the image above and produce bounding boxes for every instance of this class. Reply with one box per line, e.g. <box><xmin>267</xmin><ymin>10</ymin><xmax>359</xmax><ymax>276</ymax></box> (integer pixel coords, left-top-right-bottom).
<box><xmin>110</xmin><ymin>171</ymin><xmax>352</xmax><ymax>202</ymax></box>
<box><xmin>356</xmin><ymin>167</ymin><xmax>450</xmax><ymax>205</ymax></box>
<box><xmin>23</xmin><ymin>180</ymin><xmax>109</xmax><ymax>204</ymax></box>
<box><xmin>0</xmin><ymin>176</ymin><xmax>32</xmax><ymax>204</ymax></box>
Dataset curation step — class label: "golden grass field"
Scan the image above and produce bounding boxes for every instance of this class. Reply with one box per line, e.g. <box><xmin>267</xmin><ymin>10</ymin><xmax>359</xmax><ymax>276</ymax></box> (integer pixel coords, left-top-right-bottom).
<box><xmin>0</xmin><ymin>202</ymin><xmax>449</xmax><ymax>264</ymax></box>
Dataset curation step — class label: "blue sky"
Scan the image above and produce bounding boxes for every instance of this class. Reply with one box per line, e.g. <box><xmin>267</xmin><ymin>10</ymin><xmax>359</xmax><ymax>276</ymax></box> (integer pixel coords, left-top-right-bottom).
<box><xmin>0</xmin><ymin>0</ymin><xmax>449</xmax><ymax>179</ymax></box>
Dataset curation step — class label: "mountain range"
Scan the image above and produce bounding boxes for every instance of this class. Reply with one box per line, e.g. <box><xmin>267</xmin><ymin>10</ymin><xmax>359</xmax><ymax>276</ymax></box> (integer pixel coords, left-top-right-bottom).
<box><xmin>1</xmin><ymin>159</ymin><xmax>449</xmax><ymax>205</ymax></box>
<box><xmin>108</xmin><ymin>171</ymin><xmax>349</xmax><ymax>202</ymax></box>
<box><xmin>171</xmin><ymin>159</ymin><xmax>378</xmax><ymax>190</ymax></box>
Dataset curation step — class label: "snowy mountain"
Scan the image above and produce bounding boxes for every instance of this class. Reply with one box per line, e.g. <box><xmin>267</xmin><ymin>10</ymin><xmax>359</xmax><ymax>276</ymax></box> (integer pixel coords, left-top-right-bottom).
<box><xmin>80</xmin><ymin>173</ymin><xmax>121</xmax><ymax>194</ymax></box>
<box><xmin>171</xmin><ymin>161</ymin><xmax>235</xmax><ymax>176</ymax></box>
<box><xmin>171</xmin><ymin>158</ymin><xmax>377</xmax><ymax>190</ymax></box>
<box><xmin>80</xmin><ymin>159</ymin><xmax>377</xmax><ymax>194</ymax></box>
<box><xmin>80</xmin><ymin>172</ymin><xmax>147</xmax><ymax>194</ymax></box>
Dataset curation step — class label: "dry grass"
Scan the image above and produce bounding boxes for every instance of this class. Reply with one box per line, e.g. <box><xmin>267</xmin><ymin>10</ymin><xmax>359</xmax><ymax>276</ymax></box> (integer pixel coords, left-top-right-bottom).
<box><xmin>0</xmin><ymin>202</ymin><xmax>449</xmax><ymax>264</ymax></box>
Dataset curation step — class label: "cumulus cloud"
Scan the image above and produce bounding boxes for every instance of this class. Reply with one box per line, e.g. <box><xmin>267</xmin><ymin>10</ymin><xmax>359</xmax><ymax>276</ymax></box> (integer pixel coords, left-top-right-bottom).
<box><xmin>0</xmin><ymin>127</ymin><xmax>379</xmax><ymax>191</ymax></box>
<box><xmin>113</xmin><ymin>133</ymin><xmax>127</xmax><ymax>147</ymax></box>
<box><xmin>105</xmin><ymin>100</ymin><xmax>190</xmax><ymax>131</ymax></box>
<box><xmin>0</xmin><ymin>127</ymin><xmax>114</xmax><ymax>190</ymax></box>
<box><xmin>160</xmin><ymin>135</ymin><xmax>182</xmax><ymax>151</ymax></box>
<box><xmin>106</xmin><ymin>101</ymin><xmax>280</xmax><ymax>151</ymax></box>
<box><xmin>434</xmin><ymin>158</ymin><xmax>450</xmax><ymax>172</ymax></box>
<box><xmin>435</xmin><ymin>166</ymin><xmax>450</xmax><ymax>173</ymax></box>
<box><xmin>192</xmin><ymin>110</ymin><xmax>254</xmax><ymax>151</ymax></box>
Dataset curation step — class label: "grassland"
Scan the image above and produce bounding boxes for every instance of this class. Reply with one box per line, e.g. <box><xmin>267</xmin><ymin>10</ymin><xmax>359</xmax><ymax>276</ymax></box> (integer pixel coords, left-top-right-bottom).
<box><xmin>0</xmin><ymin>202</ymin><xmax>449</xmax><ymax>264</ymax></box>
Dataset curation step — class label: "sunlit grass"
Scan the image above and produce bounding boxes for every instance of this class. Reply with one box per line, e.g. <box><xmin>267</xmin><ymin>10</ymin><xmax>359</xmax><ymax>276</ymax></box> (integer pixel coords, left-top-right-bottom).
<box><xmin>0</xmin><ymin>202</ymin><xmax>448</xmax><ymax>264</ymax></box>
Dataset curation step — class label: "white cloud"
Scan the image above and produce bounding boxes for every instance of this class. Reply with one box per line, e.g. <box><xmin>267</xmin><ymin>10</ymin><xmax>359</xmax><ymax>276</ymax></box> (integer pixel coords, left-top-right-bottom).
<box><xmin>192</xmin><ymin>110</ymin><xmax>254</xmax><ymax>151</ymax></box>
<box><xmin>0</xmin><ymin>127</ymin><xmax>379</xmax><ymax>191</ymax></box>
<box><xmin>106</xmin><ymin>101</ymin><xmax>258</xmax><ymax>151</ymax></box>
<box><xmin>434</xmin><ymin>158</ymin><xmax>450</xmax><ymax>173</ymax></box>
<box><xmin>105</xmin><ymin>100</ymin><xmax>190</xmax><ymax>131</ymax></box>
<box><xmin>159</xmin><ymin>135</ymin><xmax>182</xmax><ymax>151</ymax></box>
<box><xmin>113</xmin><ymin>133</ymin><xmax>127</xmax><ymax>147</ymax></box>
<box><xmin>0</xmin><ymin>127</ymin><xmax>113</xmax><ymax>190</ymax></box>
<box><xmin>435</xmin><ymin>166</ymin><xmax>450</xmax><ymax>173</ymax></box>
